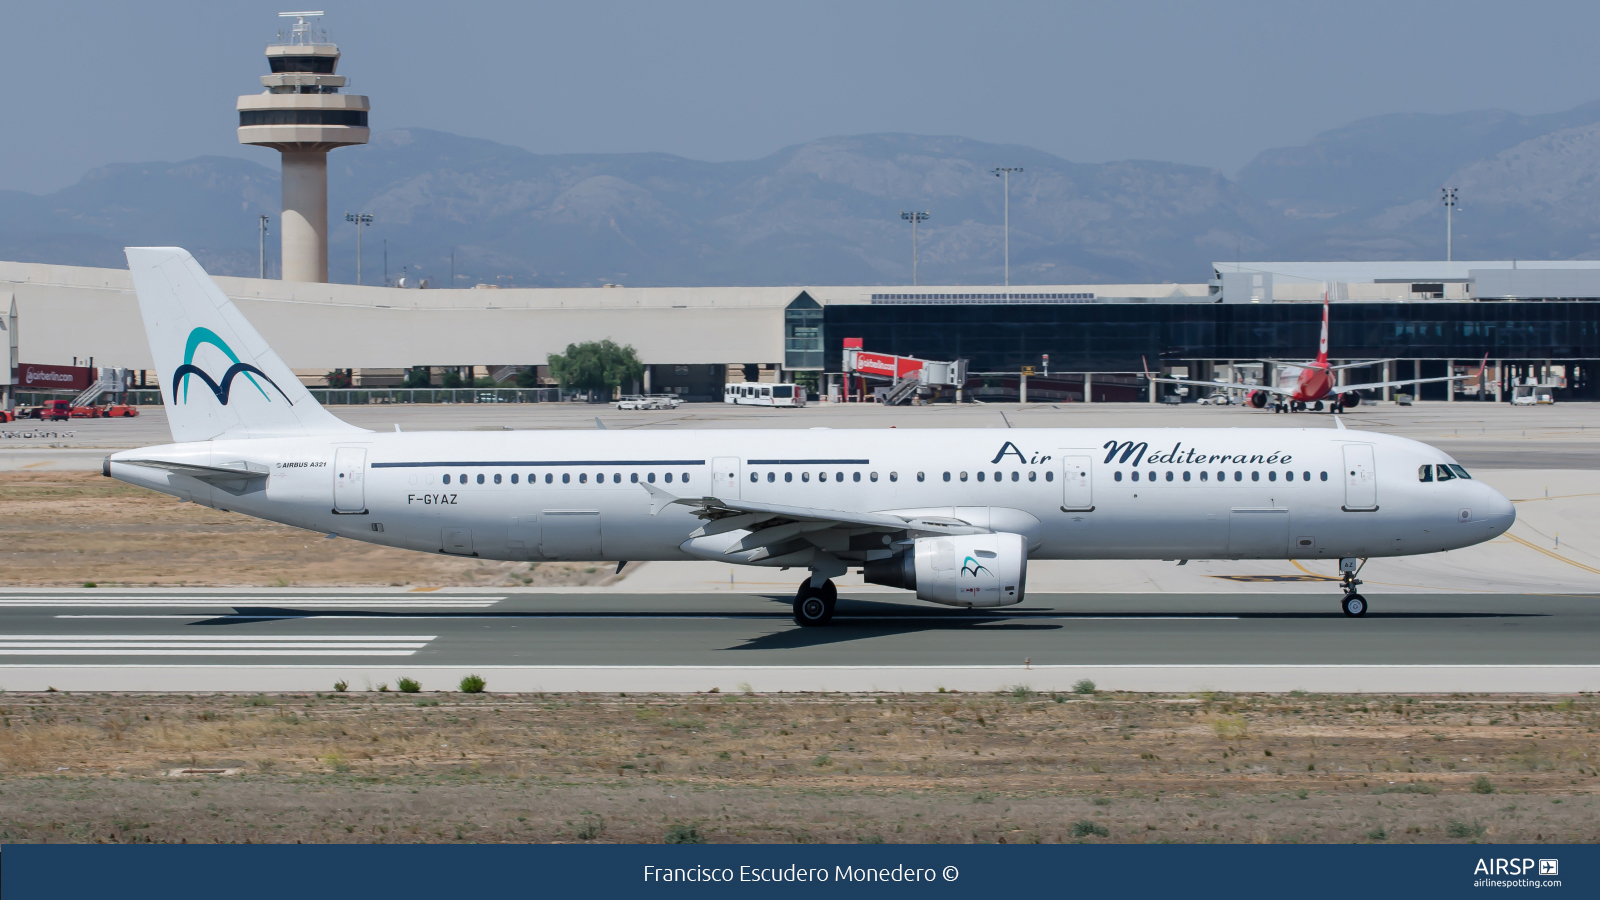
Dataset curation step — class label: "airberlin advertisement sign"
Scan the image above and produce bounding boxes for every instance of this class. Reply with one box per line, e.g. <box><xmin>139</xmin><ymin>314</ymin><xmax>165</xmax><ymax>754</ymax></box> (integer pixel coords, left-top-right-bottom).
<box><xmin>14</xmin><ymin>364</ymin><xmax>92</xmax><ymax>391</ymax></box>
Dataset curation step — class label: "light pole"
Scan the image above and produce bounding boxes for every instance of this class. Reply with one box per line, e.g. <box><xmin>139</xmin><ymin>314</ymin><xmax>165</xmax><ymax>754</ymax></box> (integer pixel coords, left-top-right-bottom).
<box><xmin>1441</xmin><ymin>187</ymin><xmax>1458</xmax><ymax>262</ymax></box>
<box><xmin>345</xmin><ymin>213</ymin><xmax>373</xmax><ymax>285</ymax></box>
<box><xmin>901</xmin><ymin>210</ymin><xmax>930</xmax><ymax>285</ymax></box>
<box><xmin>992</xmin><ymin>167</ymin><xmax>1022</xmax><ymax>289</ymax></box>
<box><xmin>258</xmin><ymin>215</ymin><xmax>270</xmax><ymax>279</ymax></box>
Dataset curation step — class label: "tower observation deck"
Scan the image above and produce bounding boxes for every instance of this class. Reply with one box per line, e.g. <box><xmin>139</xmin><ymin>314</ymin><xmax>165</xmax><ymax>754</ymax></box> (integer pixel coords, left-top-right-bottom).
<box><xmin>237</xmin><ymin>12</ymin><xmax>370</xmax><ymax>283</ymax></box>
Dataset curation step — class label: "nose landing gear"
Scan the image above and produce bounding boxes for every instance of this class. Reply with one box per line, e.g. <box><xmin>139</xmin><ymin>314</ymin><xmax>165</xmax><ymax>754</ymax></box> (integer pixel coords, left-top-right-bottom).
<box><xmin>793</xmin><ymin>578</ymin><xmax>838</xmax><ymax>626</ymax></box>
<box><xmin>1339</xmin><ymin>557</ymin><xmax>1367</xmax><ymax>617</ymax></box>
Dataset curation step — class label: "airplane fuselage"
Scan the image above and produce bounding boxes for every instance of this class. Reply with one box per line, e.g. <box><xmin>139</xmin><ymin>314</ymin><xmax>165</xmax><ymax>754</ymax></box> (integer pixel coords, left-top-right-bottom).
<box><xmin>109</xmin><ymin>426</ymin><xmax>1514</xmax><ymax>565</ymax></box>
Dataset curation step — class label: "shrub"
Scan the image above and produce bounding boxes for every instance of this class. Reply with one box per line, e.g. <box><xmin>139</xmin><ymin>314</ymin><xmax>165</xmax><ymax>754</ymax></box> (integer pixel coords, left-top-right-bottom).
<box><xmin>1446</xmin><ymin>820</ymin><xmax>1486</xmax><ymax>839</ymax></box>
<box><xmin>1073</xmin><ymin>679</ymin><xmax>1097</xmax><ymax>695</ymax></box>
<box><xmin>1070</xmin><ymin>820</ymin><xmax>1109</xmax><ymax>838</ymax></box>
<box><xmin>459</xmin><ymin>674</ymin><xmax>487</xmax><ymax>694</ymax></box>
<box><xmin>243</xmin><ymin>694</ymin><xmax>275</xmax><ymax>707</ymax></box>
<box><xmin>813</xmin><ymin>755</ymin><xmax>833</xmax><ymax>768</ymax></box>
<box><xmin>376</xmin><ymin>683</ymin><xmax>389</xmax><ymax>692</ymax></box>
<box><xmin>664</xmin><ymin>823</ymin><xmax>704</xmax><ymax>844</ymax></box>
<box><xmin>1471</xmin><ymin>776</ymin><xmax>1495</xmax><ymax>794</ymax></box>
<box><xmin>396</xmin><ymin>677</ymin><xmax>421</xmax><ymax>694</ymax></box>
<box><xmin>1009</xmin><ymin>685</ymin><xmax>1034</xmax><ymax>700</ymax></box>
<box><xmin>83</xmin><ymin>582</ymin><xmax>97</xmax><ymax>588</ymax></box>
<box><xmin>1365</xmin><ymin>827</ymin><xmax>1388</xmax><ymax>841</ymax></box>
<box><xmin>1371</xmin><ymin>783</ymin><xmax>1437</xmax><ymax>795</ymax></box>
<box><xmin>574</xmin><ymin>814</ymin><xmax>605</xmax><ymax>841</ymax></box>
<box><xmin>333</xmin><ymin>680</ymin><xmax>348</xmax><ymax>693</ymax></box>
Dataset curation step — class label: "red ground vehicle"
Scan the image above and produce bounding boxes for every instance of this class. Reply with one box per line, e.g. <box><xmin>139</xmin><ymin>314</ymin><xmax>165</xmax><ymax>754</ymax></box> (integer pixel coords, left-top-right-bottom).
<box><xmin>39</xmin><ymin>399</ymin><xmax>73</xmax><ymax>421</ymax></box>
<box><xmin>104</xmin><ymin>405</ymin><xmax>140</xmax><ymax>417</ymax></box>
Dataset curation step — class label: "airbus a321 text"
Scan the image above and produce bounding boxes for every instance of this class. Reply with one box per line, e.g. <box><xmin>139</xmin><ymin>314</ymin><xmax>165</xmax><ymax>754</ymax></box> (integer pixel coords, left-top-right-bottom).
<box><xmin>1144</xmin><ymin>296</ymin><xmax>1486</xmax><ymax>413</ymax></box>
<box><xmin>106</xmin><ymin>249</ymin><xmax>1515</xmax><ymax>624</ymax></box>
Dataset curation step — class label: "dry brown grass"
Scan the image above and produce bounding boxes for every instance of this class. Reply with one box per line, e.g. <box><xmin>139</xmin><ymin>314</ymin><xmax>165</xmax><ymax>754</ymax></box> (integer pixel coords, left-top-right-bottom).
<box><xmin>0</xmin><ymin>472</ymin><xmax>625</xmax><ymax>587</ymax></box>
<box><xmin>0</xmin><ymin>690</ymin><xmax>1596</xmax><ymax>844</ymax></box>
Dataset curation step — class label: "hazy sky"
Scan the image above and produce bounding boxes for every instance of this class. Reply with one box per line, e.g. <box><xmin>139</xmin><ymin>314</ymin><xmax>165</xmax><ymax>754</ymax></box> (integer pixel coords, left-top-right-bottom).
<box><xmin>6</xmin><ymin>0</ymin><xmax>1600</xmax><ymax>192</ymax></box>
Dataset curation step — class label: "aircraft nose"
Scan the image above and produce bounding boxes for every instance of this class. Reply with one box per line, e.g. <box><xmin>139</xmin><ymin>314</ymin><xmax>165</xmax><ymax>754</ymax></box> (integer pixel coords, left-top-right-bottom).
<box><xmin>1480</xmin><ymin>484</ymin><xmax>1516</xmax><ymax>534</ymax></box>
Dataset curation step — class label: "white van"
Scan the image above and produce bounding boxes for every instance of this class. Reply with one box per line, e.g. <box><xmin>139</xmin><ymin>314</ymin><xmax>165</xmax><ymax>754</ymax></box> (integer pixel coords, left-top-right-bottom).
<box><xmin>724</xmin><ymin>383</ymin><xmax>805</xmax><ymax>407</ymax></box>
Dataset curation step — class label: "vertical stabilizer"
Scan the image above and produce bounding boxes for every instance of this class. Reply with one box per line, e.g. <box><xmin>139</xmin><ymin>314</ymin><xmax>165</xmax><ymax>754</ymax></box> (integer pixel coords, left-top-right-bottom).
<box><xmin>125</xmin><ymin>247</ymin><xmax>365</xmax><ymax>442</ymax></box>
<box><xmin>1315</xmin><ymin>291</ymin><xmax>1330</xmax><ymax>367</ymax></box>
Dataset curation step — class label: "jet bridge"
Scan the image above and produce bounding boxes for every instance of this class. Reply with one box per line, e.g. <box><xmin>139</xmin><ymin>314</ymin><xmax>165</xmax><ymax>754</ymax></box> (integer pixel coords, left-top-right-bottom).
<box><xmin>841</xmin><ymin>340</ymin><xmax>967</xmax><ymax>405</ymax></box>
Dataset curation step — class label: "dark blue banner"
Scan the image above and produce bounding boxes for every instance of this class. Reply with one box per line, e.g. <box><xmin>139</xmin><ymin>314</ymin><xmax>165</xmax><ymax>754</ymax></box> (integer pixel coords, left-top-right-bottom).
<box><xmin>4</xmin><ymin>844</ymin><xmax>1591</xmax><ymax>899</ymax></box>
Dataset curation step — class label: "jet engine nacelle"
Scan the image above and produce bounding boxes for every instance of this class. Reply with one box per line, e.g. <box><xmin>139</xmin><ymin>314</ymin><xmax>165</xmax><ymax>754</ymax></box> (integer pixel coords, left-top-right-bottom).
<box><xmin>863</xmin><ymin>532</ymin><xmax>1027</xmax><ymax>607</ymax></box>
<box><xmin>1338</xmin><ymin>391</ymin><xmax>1362</xmax><ymax>408</ymax></box>
<box><xmin>1248</xmin><ymin>390</ymin><xmax>1269</xmax><ymax>409</ymax></box>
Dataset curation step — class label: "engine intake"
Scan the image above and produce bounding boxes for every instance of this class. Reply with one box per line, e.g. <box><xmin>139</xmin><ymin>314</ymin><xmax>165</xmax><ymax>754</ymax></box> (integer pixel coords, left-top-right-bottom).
<box><xmin>863</xmin><ymin>533</ymin><xmax>1028</xmax><ymax>607</ymax></box>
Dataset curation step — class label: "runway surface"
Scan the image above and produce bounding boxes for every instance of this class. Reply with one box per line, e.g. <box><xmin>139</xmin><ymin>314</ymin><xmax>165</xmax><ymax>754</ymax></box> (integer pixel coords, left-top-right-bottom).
<box><xmin>0</xmin><ymin>589</ymin><xmax>1597</xmax><ymax>693</ymax></box>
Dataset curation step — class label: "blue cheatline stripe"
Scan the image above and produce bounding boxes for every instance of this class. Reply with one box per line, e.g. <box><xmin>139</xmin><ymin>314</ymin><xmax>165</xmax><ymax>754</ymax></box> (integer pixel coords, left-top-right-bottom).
<box><xmin>370</xmin><ymin>460</ymin><xmax>706</xmax><ymax>469</ymax></box>
<box><xmin>747</xmin><ymin>459</ymin><xmax>871</xmax><ymax>465</ymax></box>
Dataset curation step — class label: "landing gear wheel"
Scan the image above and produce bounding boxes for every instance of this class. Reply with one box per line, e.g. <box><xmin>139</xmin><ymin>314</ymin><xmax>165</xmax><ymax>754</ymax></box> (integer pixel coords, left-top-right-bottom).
<box><xmin>793</xmin><ymin>579</ymin><xmax>836</xmax><ymax>626</ymax></box>
<box><xmin>1313</xmin><ymin>400</ymin><xmax>1324</xmax><ymax>411</ymax></box>
<box><xmin>1341</xmin><ymin>593</ymin><xmax>1367</xmax><ymax>617</ymax></box>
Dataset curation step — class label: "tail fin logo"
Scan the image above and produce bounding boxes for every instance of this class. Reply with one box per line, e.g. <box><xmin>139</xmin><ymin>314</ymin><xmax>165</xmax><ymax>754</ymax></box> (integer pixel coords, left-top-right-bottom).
<box><xmin>173</xmin><ymin>327</ymin><xmax>292</xmax><ymax>406</ymax></box>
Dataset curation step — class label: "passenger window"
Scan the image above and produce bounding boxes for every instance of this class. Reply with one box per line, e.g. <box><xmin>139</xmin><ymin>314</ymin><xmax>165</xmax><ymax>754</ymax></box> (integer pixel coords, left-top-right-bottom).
<box><xmin>1286</xmin><ymin>471</ymin><xmax>1294</xmax><ymax>482</ymax></box>
<box><xmin>993</xmin><ymin>471</ymin><xmax>1001</xmax><ymax>482</ymax></box>
<box><xmin>1303</xmin><ymin>471</ymin><xmax>1310</xmax><ymax>482</ymax></box>
<box><xmin>1418</xmin><ymin>465</ymin><xmax>1434</xmax><ymax>482</ymax></box>
<box><xmin>1450</xmin><ymin>464</ymin><xmax>1472</xmax><ymax>480</ymax></box>
<box><xmin>1130</xmin><ymin>471</ymin><xmax>1139</xmax><ymax>482</ymax></box>
<box><xmin>1234</xmin><ymin>472</ymin><xmax>1242</xmax><ymax>482</ymax></box>
<box><xmin>1216</xmin><ymin>471</ymin><xmax>1225</xmax><ymax>481</ymax></box>
<box><xmin>1165</xmin><ymin>471</ymin><xmax>1173</xmax><ymax>482</ymax></box>
<box><xmin>681</xmin><ymin>473</ymin><xmax>689</xmax><ymax>483</ymax></box>
<box><xmin>1320</xmin><ymin>472</ymin><xmax>1328</xmax><ymax>481</ymax></box>
<box><xmin>960</xmin><ymin>472</ymin><xmax>968</xmax><ymax>482</ymax></box>
<box><xmin>819</xmin><ymin>472</ymin><xmax>828</xmax><ymax>482</ymax></box>
<box><xmin>545</xmin><ymin>474</ymin><xmax>553</xmax><ymax>484</ymax></box>
<box><xmin>665</xmin><ymin>473</ymin><xmax>674</xmax><ymax>484</ymax></box>
<box><xmin>1435</xmin><ymin>465</ymin><xmax>1456</xmax><ymax>482</ymax></box>
<box><xmin>1045</xmin><ymin>471</ymin><xmax>1053</xmax><ymax>481</ymax></box>
<box><xmin>767</xmin><ymin>472</ymin><xmax>775</xmax><ymax>482</ymax></box>
<box><xmin>855</xmin><ymin>472</ymin><xmax>863</xmax><ymax>482</ymax></box>
<box><xmin>579</xmin><ymin>473</ymin><xmax>588</xmax><ymax>484</ymax></box>
<box><xmin>1028</xmin><ymin>471</ymin><xmax>1036</xmax><ymax>482</ymax></box>
<box><xmin>889</xmin><ymin>472</ymin><xmax>898</xmax><ymax>482</ymax></box>
<box><xmin>1200</xmin><ymin>471</ymin><xmax>1208</xmax><ymax>482</ymax></box>
<box><xmin>1182</xmin><ymin>471</ymin><xmax>1191</xmax><ymax>482</ymax></box>
<box><xmin>785</xmin><ymin>472</ymin><xmax>792</xmax><ymax>483</ymax></box>
<box><xmin>1114</xmin><ymin>471</ymin><xmax>1123</xmax><ymax>482</ymax></box>
<box><xmin>562</xmin><ymin>473</ymin><xmax>571</xmax><ymax>484</ymax></box>
<box><xmin>460</xmin><ymin>473</ymin><xmax>467</xmax><ymax>483</ymax></box>
<box><xmin>836</xmin><ymin>471</ymin><xmax>844</xmax><ymax>482</ymax></box>
<box><xmin>917</xmin><ymin>472</ymin><xmax>925</xmax><ymax>482</ymax></box>
<box><xmin>1251</xmin><ymin>471</ymin><xmax>1259</xmax><ymax>482</ymax></box>
<box><xmin>802</xmin><ymin>472</ymin><xmax>810</xmax><ymax>482</ymax></box>
<box><xmin>943</xmin><ymin>472</ymin><xmax>951</xmax><ymax>482</ymax></box>
<box><xmin>870</xmin><ymin>472</ymin><xmax>878</xmax><ymax>482</ymax></box>
<box><xmin>494</xmin><ymin>474</ymin><xmax>502</xmax><ymax>484</ymax></box>
<box><xmin>750</xmin><ymin>472</ymin><xmax>758</xmax><ymax>483</ymax></box>
<box><xmin>442</xmin><ymin>474</ymin><xmax>451</xmax><ymax>485</ymax></box>
<box><xmin>511</xmin><ymin>474</ymin><xmax>518</xmax><ymax>484</ymax></box>
<box><xmin>647</xmin><ymin>473</ymin><xmax>656</xmax><ymax>483</ymax></box>
<box><xmin>1012</xmin><ymin>471</ymin><xmax>1020</xmax><ymax>482</ymax></box>
<box><xmin>977</xmin><ymin>472</ymin><xmax>986</xmax><ymax>482</ymax></box>
<box><xmin>477</xmin><ymin>474</ymin><xmax>485</xmax><ymax>485</ymax></box>
<box><xmin>631</xmin><ymin>473</ymin><xmax>638</xmax><ymax>483</ymax></box>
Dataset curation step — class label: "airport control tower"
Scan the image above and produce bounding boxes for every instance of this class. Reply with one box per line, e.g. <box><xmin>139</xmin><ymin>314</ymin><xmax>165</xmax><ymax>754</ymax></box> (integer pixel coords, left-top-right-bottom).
<box><xmin>237</xmin><ymin>12</ymin><xmax>370</xmax><ymax>283</ymax></box>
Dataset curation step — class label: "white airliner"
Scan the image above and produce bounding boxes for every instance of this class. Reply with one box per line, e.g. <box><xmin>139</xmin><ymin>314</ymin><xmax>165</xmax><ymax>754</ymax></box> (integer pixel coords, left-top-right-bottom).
<box><xmin>106</xmin><ymin>248</ymin><xmax>1516</xmax><ymax>625</ymax></box>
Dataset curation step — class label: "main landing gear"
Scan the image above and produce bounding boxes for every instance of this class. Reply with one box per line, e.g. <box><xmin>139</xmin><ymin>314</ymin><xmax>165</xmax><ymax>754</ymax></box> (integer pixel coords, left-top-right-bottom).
<box><xmin>793</xmin><ymin>578</ymin><xmax>838</xmax><ymax>626</ymax></box>
<box><xmin>1339</xmin><ymin>557</ymin><xmax>1368</xmax><ymax>618</ymax></box>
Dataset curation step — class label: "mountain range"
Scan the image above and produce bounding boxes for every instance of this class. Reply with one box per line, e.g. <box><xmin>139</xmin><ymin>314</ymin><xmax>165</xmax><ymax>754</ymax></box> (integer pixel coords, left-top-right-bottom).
<box><xmin>7</xmin><ymin>100</ymin><xmax>1600</xmax><ymax>287</ymax></box>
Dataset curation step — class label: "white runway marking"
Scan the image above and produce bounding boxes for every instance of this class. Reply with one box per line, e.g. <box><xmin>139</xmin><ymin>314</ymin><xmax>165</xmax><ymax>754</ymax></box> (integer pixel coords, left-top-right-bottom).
<box><xmin>0</xmin><ymin>596</ymin><xmax>499</xmax><ymax>608</ymax></box>
<box><xmin>0</xmin><ymin>634</ymin><xmax>436</xmax><ymax>657</ymax></box>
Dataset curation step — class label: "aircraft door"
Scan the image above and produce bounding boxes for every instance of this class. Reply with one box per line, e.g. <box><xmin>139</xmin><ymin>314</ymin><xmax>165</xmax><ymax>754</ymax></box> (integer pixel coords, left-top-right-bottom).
<box><xmin>333</xmin><ymin>447</ymin><xmax>367</xmax><ymax>512</ymax></box>
<box><xmin>1342</xmin><ymin>444</ymin><xmax>1378</xmax><ymax>510</ymax></box>
<box><xmin>1059</xmin><ymin>454</ymin><xmax>1093</xmax><ymax>511</ymax></box>
<box><xmin>712</xmin><ymin>456</ymin><xmax>741</xmax><ymax>500</ymax></box>
<box><xmin>540</xmin><ymin>510</ymin><xmax>603</xmax><ymax>560</ymax></box>
<box><xmin>1227</xmin><ymin>508</ymin><xmax>1289</xmax><ymax>557</ymax></box>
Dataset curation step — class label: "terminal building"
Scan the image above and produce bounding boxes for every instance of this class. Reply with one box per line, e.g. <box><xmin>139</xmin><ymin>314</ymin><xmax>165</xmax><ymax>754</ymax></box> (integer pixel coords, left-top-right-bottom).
<box><xmin>4</xmin><ymin>257</ymin><xmax>1600</xmax><ymax>402</ymax></box>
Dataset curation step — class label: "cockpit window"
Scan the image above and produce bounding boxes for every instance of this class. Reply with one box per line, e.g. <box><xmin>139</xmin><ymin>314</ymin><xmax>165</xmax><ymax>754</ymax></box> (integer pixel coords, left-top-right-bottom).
<box><xmin>1449</xmin><ymin>464</ymin><xmax>1472</xmax><ymax>480</ymax></box>
<box><xmin>1418</xmin><ymin>465</ymin><xmax>1433</xmax><ymax>482</ymax></box>
<box><xmin>1435</xmin><ymin>464</ymin><xmax>1457</xmax><ymax>482</ymax></box>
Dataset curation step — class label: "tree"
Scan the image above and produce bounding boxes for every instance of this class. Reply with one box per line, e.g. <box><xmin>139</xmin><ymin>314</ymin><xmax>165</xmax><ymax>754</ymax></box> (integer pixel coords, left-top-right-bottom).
<box><xmin>402</xmin><ymin>366</ymin><xmax>432</xmax><ymax>388</ymax></box>
<box><xmin>547</xmin><ymin>340</ymin><xmax>643</xmax><ymax>399</ymax></box>
<box><xmin>323</xmin><ymin>369</ymin><xmax>352</xmax><ymax>388</ymax></box>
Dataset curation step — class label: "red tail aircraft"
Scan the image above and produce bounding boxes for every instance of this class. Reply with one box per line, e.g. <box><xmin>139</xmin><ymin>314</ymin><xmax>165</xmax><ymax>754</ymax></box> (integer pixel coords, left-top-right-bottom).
<box><xmin>1145</xmin><ymin>295</ymin><xmax>1487</xmax><ymax>413</ymax></box>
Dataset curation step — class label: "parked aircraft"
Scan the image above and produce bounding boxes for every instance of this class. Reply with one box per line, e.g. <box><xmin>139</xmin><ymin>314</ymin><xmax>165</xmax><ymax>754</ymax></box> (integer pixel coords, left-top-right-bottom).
<box><xmin>107</xmin><ymin>249</ymin><xmax>1514</xmax><ymax>624</ymax></box>
<box><xmin>1145</xmin><ymin>296</ymin><xmax>1484</xmax><ymax>412</ymax></box>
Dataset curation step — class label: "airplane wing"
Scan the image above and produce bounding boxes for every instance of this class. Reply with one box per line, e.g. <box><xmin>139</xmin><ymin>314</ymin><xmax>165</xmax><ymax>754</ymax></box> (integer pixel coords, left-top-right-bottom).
<box><xmin>1325</xmin><ymin>359</ymin><xmax>1396</xmax><ymax>371</ymax></box>
<box><xmin>1338</xmin><ymin>354</ymin><xmax>1489</xmax><ymax>394</ymax></box>
<box><xmin>1140</xmin><ymin>357</ymin><xmax>1293</xmax><ymax>396</ymax></box>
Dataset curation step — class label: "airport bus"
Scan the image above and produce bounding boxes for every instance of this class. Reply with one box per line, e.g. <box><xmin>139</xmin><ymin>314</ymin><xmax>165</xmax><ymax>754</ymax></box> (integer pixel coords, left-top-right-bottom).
<box><xmin>724</xmin><ymin>383</ymin><xmax>805</xmax><ymax>407</ymax></box>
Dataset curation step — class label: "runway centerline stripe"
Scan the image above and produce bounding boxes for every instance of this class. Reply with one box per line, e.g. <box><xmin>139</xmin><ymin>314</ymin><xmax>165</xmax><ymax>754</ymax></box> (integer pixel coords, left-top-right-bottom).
<box><xmin>0</xmin><ymin>650</ymin><xmax>420</xmax><ymax>657</ymax></box>
<box><xmin>0</xmin><ymin>634</ymin><xmax>436</xmax><ymax>641</ymax></box>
